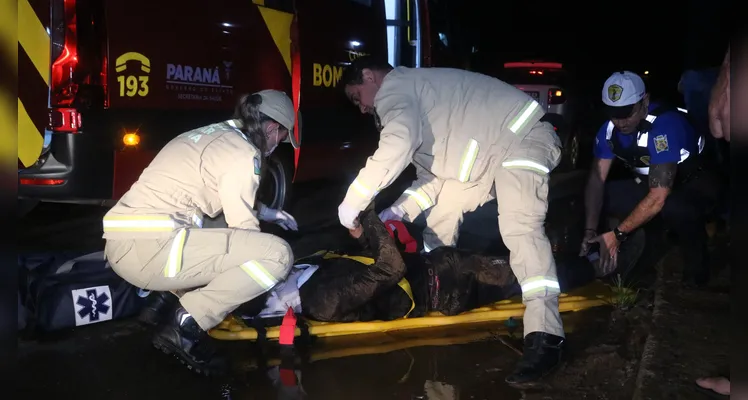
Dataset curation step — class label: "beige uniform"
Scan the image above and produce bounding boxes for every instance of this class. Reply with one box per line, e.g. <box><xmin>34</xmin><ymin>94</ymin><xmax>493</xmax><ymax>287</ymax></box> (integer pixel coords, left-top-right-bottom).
<box><xmin>103</xmin><ymin>120</ymin><xmax>293</xmax><ymax>331</ymax></box>
<box><xmin>341</xmin><ymin>67</ymin><xmax>564</xmax><ymax>337</ymax></box>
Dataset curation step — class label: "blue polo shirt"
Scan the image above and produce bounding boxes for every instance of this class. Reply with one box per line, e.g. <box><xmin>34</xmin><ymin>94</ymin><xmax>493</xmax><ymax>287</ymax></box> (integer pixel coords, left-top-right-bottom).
<box><xmin>593</xmin><ymin>103</ymin><xmax>700</xmax><ymax>164</ymax></box>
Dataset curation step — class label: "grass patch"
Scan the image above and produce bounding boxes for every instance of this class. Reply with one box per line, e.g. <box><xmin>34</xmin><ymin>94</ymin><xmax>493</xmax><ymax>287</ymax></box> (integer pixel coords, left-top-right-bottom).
<box><xmin>607</xmin><ymin>274</ymin><xmax>639</xmax><ymax>310</ymax></box>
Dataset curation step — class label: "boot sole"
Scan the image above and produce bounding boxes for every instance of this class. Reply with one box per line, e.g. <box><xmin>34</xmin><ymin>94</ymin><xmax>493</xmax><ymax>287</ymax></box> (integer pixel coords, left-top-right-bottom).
<box><xmin>505</xmin><ymin>362</ymin><xmax>562</xmax><ymax>390</ymax></box>
<box><xmin>152</xmin><ymin>336</ymin><xmax>222</xmax><ymax>377</ymax></box>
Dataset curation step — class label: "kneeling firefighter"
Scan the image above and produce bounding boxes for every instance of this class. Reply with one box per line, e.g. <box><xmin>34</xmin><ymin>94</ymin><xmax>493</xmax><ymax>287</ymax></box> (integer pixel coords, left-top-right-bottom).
<box><xmin>103</xmin><ymin>90</ymin><xmax>298</xmax><ymax>375</ymax></box>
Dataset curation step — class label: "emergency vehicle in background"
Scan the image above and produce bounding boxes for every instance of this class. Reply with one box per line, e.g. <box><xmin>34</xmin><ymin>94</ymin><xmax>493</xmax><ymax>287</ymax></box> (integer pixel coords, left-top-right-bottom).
<box><xmin>18</xmin><ymin>0</ymin><xmax>440</xmax><ymax>216</ymax></box>
<box><xmin>498</xmin><ymin>61</ymin><xmax>588</xmax><ymax>171</ymax></box>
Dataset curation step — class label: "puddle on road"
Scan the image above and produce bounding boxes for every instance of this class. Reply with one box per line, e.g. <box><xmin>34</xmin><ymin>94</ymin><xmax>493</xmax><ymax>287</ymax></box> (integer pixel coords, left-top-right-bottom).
<box><xmin>19</xmin><ymin>306</ymin><xmax>609</xmax><ymax>400</ymax></box>
<box><xmin>211</xmin><ymin>311</ymin><xmax>598</xmax><ymax>400</ymax></box>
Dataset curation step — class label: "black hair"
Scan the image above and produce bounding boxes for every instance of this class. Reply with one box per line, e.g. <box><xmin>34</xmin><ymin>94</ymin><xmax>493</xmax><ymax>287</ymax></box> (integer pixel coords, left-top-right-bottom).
<box><xmin>233</xmin><ymin>93</ymin><xmax>272</xmax><ymax>158</ymax></box>
<box><xmin>340</xmin><ymin>55</ymin><xmax>394</xmax><ymax>88</ymax></box>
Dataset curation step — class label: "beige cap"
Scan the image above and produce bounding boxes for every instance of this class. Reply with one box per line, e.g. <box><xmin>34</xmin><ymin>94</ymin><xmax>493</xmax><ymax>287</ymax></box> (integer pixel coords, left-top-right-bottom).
<box><xmin>255</xmin><ymin>89</ymin><xmax>299</xmax><ymax>148</ymax></box>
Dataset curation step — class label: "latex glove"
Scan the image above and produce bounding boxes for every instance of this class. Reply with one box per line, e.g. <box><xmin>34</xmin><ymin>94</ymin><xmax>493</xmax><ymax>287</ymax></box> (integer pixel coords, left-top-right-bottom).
<box><xmin>378</xmin><ymin>205</ymin><xmax>405</xmax><ymax>222</ymax></box>
<box><xmin>259</xmin><ymin>207</ymin><xmax>298</xmax><ymax>231</ymax></box>
<box><xmin>578</xmin><ymin>229</ymin><xmax>598</xmax><ymax>256</ymax></box>
<box><xmin>338</xmin><ymin>201</ymin><xmax>361</xmax><ymax>229</ymax></box>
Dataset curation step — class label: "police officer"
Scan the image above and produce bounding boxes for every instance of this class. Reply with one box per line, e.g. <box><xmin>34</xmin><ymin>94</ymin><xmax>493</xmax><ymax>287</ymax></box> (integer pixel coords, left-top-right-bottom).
<box><xmin>580</xmin><ymin>71</ymin><xmax>719</xmax><ymax>286</ymax></box>
<box><xmin>103</xmin><ymin>90</ymin><xmax>298</xmax><ymax>375</ymax></box>
<box><xmin>337</xmin><ymin>56</ymin><xmax>565</xmax><ymax>387</ymax></box>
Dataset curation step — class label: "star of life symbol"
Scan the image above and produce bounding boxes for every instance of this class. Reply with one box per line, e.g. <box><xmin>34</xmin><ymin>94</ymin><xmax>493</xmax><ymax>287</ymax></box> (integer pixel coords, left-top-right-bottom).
<box><xmin>72</xmin><ymin>285</ymin><xmax>113</xmax><ymax>326</ymax></box>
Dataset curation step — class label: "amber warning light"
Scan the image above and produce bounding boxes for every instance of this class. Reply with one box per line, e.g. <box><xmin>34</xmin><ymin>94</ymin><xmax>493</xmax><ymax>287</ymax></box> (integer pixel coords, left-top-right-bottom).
<box><xmin>123</xmin><ymin>133</ymin><xmax>141</xmax><ymax>146</ymax></box>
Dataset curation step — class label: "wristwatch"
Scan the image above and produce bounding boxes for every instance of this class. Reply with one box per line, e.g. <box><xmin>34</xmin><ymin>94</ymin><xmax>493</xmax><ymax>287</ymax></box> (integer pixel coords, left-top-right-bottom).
<box><xmin>613</xmin><ymin>227</ymin><xmax>629</xmax><ymax>242</ymax></box>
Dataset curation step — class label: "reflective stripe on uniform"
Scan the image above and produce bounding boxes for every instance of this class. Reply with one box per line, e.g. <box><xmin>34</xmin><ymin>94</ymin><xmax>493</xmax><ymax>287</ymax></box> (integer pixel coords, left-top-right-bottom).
<box><xmin>103</xmin><ymin>215</ymin><xmax>175</xmax><ymax>232</ymax></box>
<box><xmin>226</xmin><ymin>119</ymin><xmax>249</xmax><ymax>141</ymax></box>
<box><xmin>192</xmin><ymin>214</ymin><xmax>204</xmax><ymax>228</ymax></box>
<box><xmin>164</xmin><ymin>228</ymin><xmax>188</xmax><ymax>278</ymax></box>
<box><xmin>403</xmin><ymin>188</ymin><xmax>433</xmax><ymax>211</ymax></box>
<box><xmin>103</xmin><ymin>214</ymin><xmax>204</xmax><ymax>232</ymax></box>
<box><xmin>501</xmin><ymin>159</ymin><xmax>550</xmax><ymax>174</ymax></box>
<box><xmin>240</xmin><ymin>260</ymin><xmax>279</xmax><ymax>290</ymax></box>
<box><xmin>520</xmin><ymin>276</ymin><xmax>561</xmax><ymax>296</ymax></box>
<box><xmin>637</xmin><ymin>132</ymin><xmax>649</xmax><ymax>147</ymax></box>
<box><xmin>509</xmin><ymin>100</ymin><xmax>540</xmax><ymax>134</ymax></box>
<box><xmin>350</xmin><ymin>178</ymin><xmax>377</xmax><ymax>199</ymax></box>
<box><xmin>458</xmin><ymin>139</ymin><xmax>480</xmax><ymax>182</ymax></box>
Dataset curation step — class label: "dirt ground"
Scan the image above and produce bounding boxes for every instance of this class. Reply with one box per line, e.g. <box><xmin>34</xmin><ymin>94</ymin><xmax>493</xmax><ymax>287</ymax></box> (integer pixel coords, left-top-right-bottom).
<box><xmin>516</xmin><ymin>294</ymin><xmax>653</xmax><ymax>399</ymax></box>
<box><xmin>520</xmin><ymin>227</ymin><xmax>730</xmax><ymax>400</ymax></box>
<box><xmin>633</xmin><ymin>252</ymin><xmax>730</xmax><ymax>400</ymax></box>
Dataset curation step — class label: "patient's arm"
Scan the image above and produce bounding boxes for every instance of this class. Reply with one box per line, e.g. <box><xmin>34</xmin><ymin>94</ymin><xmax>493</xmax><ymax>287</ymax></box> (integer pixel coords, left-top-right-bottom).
<box><xmin>301</xmin><ymin>210</ymin><xmax>409</xmax><ymax>322</ymax></box>
<box><xmin>359</xmin><ymin>210</ymin><xmax>403</xmax><ymax>263</ymax></box>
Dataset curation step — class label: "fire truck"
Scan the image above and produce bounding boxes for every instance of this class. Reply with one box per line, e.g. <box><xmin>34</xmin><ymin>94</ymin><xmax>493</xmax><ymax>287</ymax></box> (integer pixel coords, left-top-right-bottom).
<box><xmin>17</xmin><ymin>0</ymin><xmax>445</xmax><ymax>216</ymax></box>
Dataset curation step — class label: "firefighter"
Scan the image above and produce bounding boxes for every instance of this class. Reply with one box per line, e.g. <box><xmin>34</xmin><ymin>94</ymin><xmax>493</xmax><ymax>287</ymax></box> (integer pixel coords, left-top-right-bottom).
<box><xmin>580</xmin><ymin>71</ymin><xmax>720</xmax><ymax>286</ymax></box>
<box><xmin>102</xmin><ymin>90</ymin><xmax>298</xmax><ymax>375</ymax></box>
<box><xmin>337</xmin><ymin>56</ymin><xmax>565</xmax><ymax>387</ymax></box>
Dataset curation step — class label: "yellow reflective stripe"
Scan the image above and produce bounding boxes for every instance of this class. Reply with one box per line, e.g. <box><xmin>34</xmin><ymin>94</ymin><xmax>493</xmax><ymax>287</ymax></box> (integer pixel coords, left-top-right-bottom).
<box><xmin>103</xmin><ymin>215</ymin><xmax>175</xmax><ymax>232</ymax></box>
<box><xmin>403</xmin><ymin>188</ymin><xmax>433</xmax><ymax>211</ymax></box>
<box><xmin>351</xmin><ymin>179</ymin><xmax>374</xmax><ymax>198</ymax></box>
<box><xmin>293</xmin><ymin>250</ymin><xmax>329</xmax><ymax>263</ymax></box>
<box><xmin>102</xmin><ymin>214</ymin><xmax>204</xmax><ymax>231</ymax></box>
<box><xmin>520</xmin><ymin>275</ymin><xmax>560</xmax><ymax>296</ymax></box>
<box><xmin>397</xmin><ymin>278</ymin><xmax>416</xmax><ymax>318</ymax></box>
<box><xmin>501</xmin><ymin>159</ymin><xmax>550</xmax><ymax>174</ymax></box>
<box><xmin>240</xmin><ymin>260</ymin><xmax>279</xmax><ymax>290</ymax></box>
<box><xmin>164</xmin><ymin>228</ymin><xmax>188</xmax><ymax>278</ymax></box>
<box><xmin>458</xmin><ymin>139</ymin><xmax>480</xmax><ymax>182</ymax></box>
<box><xmin>323</xmin><ymin>252</ymin><xmax>376</xmax><ymax>265</ymax></box>
<box><xmin>509</xmin><ymin>100</ymin><xmax>540</xmax><ymax>134</ymax></box>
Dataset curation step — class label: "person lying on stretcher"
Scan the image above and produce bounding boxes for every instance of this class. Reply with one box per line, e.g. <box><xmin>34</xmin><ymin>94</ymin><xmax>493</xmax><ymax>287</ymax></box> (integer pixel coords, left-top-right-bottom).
<box><xmin>242</xmin><ymin>207</ymin><xmax>644</xmax><ymax>323</ymax></box>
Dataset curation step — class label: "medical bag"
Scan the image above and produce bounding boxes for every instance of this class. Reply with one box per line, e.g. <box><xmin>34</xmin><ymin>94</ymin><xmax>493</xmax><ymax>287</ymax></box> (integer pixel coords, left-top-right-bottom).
<box><xmin>18</xmin><ymin>251</ymin><xmax>150</xmax><ymax>332</ymax></box>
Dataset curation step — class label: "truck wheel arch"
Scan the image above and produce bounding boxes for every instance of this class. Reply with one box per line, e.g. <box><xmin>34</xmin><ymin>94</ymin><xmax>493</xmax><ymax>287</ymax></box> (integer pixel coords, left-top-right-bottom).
<box><xmin>259</xmin><ymin>145</ymin><xmax>295</xmax><ymax>211</ymax></box>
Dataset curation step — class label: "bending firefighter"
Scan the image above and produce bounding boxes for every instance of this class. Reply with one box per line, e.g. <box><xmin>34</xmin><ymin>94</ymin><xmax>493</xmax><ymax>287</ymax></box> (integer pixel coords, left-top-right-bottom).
<box><xmin>102</xmin><ymin>90</ymin><xmax>298</xmax><ymax>375</ymax></box>
<box><xmin>337</xmin><ymin>56</ymin><xmax>564</xmax><ymax>387</ymax></box>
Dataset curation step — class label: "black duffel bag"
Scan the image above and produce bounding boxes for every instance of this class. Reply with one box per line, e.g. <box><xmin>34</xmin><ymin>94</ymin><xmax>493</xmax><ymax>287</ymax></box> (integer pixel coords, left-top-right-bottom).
<box><xmin>19</xmin><ymin>251</ymin><xmax>150</xmax><ymax>332</ymax></box>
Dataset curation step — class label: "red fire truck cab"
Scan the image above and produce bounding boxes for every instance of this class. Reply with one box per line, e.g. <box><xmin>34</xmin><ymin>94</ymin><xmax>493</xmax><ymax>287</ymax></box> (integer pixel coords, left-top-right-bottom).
<box><xmin>17</xmin><ymin>0</ymin><xmax>439</xmax><ymax>215</ymax></box>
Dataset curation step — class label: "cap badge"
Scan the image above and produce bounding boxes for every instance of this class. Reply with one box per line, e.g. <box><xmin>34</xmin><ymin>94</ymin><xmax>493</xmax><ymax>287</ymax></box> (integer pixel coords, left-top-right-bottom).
<box><xmin>608</xmin><ymin>84</ymin><xmax>623</xmax><ymax>102</ymax></box>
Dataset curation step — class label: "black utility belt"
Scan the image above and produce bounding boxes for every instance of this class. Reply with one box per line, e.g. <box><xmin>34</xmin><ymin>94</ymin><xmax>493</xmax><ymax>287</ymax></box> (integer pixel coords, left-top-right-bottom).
<box><xmin>632</xmin><ymin>166</ymin><xmax>704</xmax><ymax>186</ymax></box>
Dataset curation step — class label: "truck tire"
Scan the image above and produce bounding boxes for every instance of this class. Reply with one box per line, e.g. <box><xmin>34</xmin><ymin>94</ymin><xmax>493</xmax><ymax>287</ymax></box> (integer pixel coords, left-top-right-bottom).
<box><xmin>258</xmin><ymin>148</ymin><xmax>294</xmax><ymax>211</ymax></box>
<box><xmin>18</xmin><ymin>199</ymin><xmax>40</xmax><ymax>219</ymax></box>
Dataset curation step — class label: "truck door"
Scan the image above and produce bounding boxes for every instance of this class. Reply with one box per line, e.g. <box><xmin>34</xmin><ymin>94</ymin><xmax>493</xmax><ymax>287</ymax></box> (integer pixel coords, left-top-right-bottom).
<box><xmin>292</xmin><ymin>0</ymin><xmax>387</xmax><ymax>182</ymax></box>
<box><xmin>384</xmin><ymin>0</ymin><xmax>430</xmax><ymax>68</ymax></box>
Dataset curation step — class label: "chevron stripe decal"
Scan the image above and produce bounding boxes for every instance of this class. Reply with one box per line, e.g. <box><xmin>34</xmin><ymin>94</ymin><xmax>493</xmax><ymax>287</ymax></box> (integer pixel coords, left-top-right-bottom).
<box><xmin>16</xmin><ymin>0</ymin><xmax>50</xmax><ymax>168</ymax></box>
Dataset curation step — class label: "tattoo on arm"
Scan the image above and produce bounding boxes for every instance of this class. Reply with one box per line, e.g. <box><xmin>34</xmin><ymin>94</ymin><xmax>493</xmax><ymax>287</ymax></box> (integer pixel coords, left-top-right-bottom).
<box><xmin>648</xmin><ymin>163</ymin><xmax>677</xmax><ymax>189</ymax></box>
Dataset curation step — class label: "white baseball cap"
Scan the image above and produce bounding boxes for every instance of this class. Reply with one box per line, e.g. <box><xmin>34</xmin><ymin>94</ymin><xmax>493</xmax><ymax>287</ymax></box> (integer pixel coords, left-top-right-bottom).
<box><xmin>256</xmin><ymin>89</ymin><xmax>299</xmax><ymax>148</ymax></box>
<box><xmin>601</xmin><ymin>71</ymin><xmax>646</xmax><ymax>118</ymax></box>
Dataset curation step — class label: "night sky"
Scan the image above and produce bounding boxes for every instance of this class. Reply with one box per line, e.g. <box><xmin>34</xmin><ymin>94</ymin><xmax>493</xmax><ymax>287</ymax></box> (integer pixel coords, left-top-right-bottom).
<box><xmin>431</xmin><ymin>0</ymin><xmax>730</xmax><ymax>102</ymax></box>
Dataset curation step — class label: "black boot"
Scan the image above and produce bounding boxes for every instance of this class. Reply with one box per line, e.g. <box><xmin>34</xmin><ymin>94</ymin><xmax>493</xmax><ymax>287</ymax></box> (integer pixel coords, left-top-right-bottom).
<box><xmin>138</xmin><ymin>291</ymin><xmax>178</xmax><ymax>327</ymax></box>
<box><xmin>152</xmin><ymin>305</ymin><xmax>228</xmax><ymax>376</ymax></box>
<box><xmin>505</xmin><ymin>332</ymin><xmax>564</xmax><ymax>388</ymax></box>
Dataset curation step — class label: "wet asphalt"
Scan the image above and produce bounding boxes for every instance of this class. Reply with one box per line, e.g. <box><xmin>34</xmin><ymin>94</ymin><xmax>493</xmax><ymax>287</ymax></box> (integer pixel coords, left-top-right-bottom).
<box><xmin>17</xmin><ymin>170</ymin><xmax>600</xmax><ymax>400</ymax></box>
